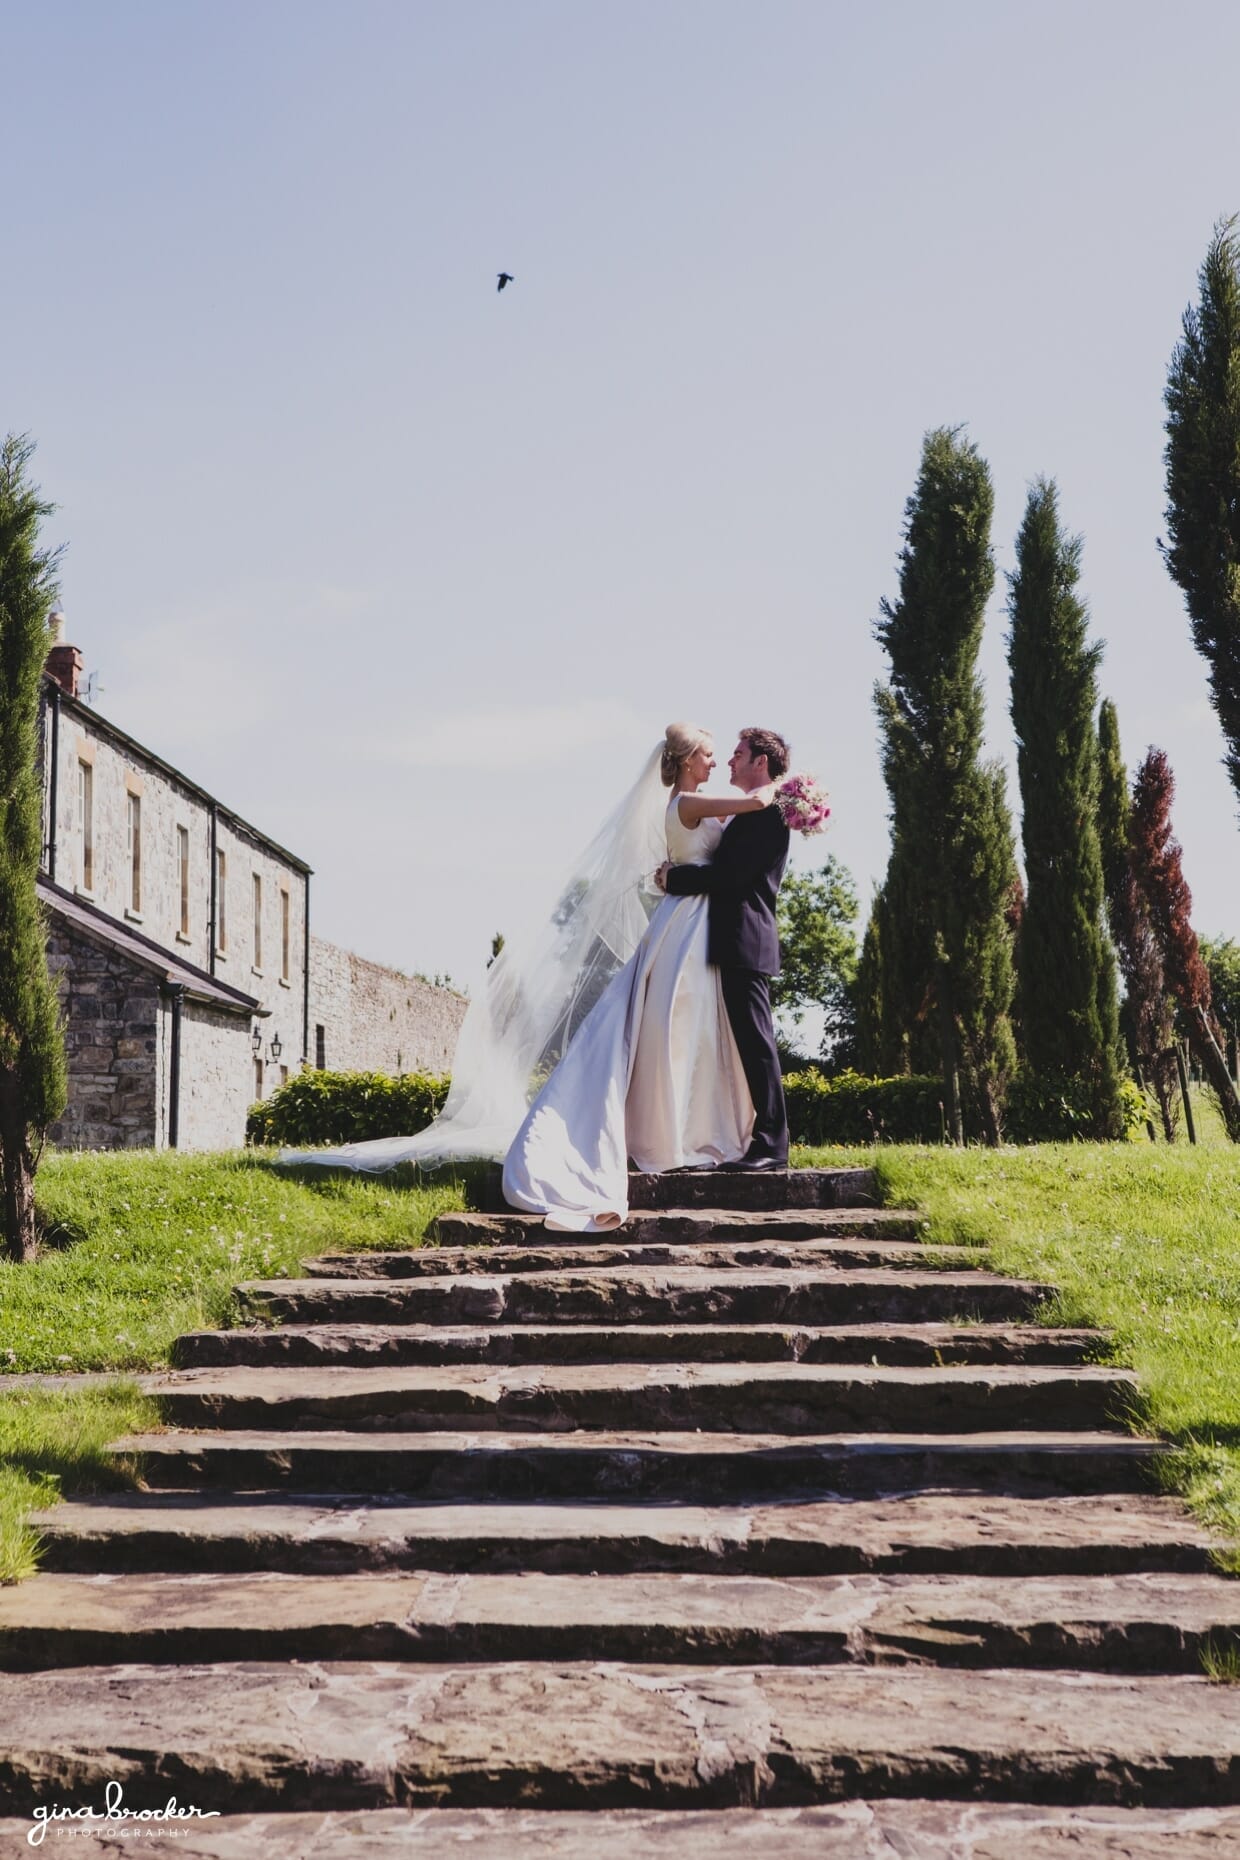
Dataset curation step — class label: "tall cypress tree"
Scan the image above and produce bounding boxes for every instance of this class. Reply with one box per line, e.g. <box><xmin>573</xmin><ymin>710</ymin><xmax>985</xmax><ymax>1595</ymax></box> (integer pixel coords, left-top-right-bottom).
<box><xmin>852</xmin><ymin>897</ymin><xmax>885</xmax><ymax>1076</ymax></box>
<box><xmin>1164</xmin><ymin>218</ymin><xmax>1240</xmax><ymax>809</ymax></box>
<box><xmin>1007</xmin><ymin>481</ymin><xmax>1123</xmax><ymax>1136</ymax></box>
<box><xmin>875</xmin><ymin>427</ymin><xmax>1018</xmax><ymax>1142</ymax></box>
<box><xmin>0</xmin><ymin>436</ymin><xmax>67</xmax><ymax>1260</ymax></box>
<box><xmin>1096</xmin><ymin>700</ymin><xmax>1177</xmax><ymax>1136</ymax></box>
<box><xmin>1096</xmin><ymin>700</ymin><xmax>1132</xmax><ymax>917</ymax></box>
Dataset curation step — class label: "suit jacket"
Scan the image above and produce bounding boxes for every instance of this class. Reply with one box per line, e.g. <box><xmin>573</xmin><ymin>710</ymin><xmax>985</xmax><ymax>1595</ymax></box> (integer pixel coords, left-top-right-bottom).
<box><xmin>664</xmin><ymin>804</ymin><xmax>790</xmax><ymax>974</ymax></box>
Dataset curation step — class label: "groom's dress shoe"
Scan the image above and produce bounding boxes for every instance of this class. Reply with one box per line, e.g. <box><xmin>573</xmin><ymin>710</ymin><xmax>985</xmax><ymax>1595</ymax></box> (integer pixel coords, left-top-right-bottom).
<box><xmin>723</xmin><ymin>1155</ymin><xmax>784</xmax><ymax>1173</ymax></box>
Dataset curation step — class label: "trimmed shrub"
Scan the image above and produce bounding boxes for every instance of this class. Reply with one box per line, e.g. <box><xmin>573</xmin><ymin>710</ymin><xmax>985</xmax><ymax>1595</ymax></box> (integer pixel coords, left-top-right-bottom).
<box><xmin>247</xmin><ymin>1069</ymin><xmax>449</xmax><ymax>1148</ymax></box>
<box><xmin>786</xmin><ymin>1068</ymin><xmax>1151</xmax><ymax>1146</ymax></box>
<box><xmin>251</xmin><ymin>1064</ymin><xmax>1153</xmax><ymax>1153</ymax></box>
<box><xmin>785</xmin><ymin>1070</ymin><xmax>945</xmax><ymax>1144</ymax></box>
<box><xmin>1004</xmin><ymin>1071</ymin><xmax>1151</xmax><ymax>1144</ymax></box>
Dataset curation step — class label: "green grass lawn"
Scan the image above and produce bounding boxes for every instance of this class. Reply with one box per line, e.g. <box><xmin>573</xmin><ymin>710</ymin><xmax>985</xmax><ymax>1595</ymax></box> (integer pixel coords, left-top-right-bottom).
<box><xmin>0</xmin><ymin>1148</ymin><xmax>467</xmax><ymax>1580</ymax></box>
<box><xmin>797</xmin><ymin>1137</ymin><xmax>1240</xmax><ymax>1558</ymax></box>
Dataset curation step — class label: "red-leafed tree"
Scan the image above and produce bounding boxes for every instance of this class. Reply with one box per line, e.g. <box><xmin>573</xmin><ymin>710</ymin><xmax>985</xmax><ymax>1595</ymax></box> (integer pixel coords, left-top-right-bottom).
<box><xmin>1129</xmin><ymin>747</ymin><xmax>1240</xmax><ymax>1140</ymax></box>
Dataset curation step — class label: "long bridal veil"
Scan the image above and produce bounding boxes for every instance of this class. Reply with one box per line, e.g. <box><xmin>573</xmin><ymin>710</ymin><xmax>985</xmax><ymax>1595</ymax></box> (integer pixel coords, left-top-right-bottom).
<box><xmin>280</xmin><ymin>743</ymin><xmax>669</xmax><ymax>1174</ymax></box>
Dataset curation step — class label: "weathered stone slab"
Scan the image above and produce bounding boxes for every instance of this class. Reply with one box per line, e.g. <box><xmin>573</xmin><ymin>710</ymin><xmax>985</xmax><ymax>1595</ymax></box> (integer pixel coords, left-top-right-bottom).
<box><xmin>3</xmin><ymin>1802</ymin><xmax>1237</xmax><ymax>1860</ymax></box>
<box><xmin>1</xmin><ymin>1568</ymin><xmax>1237</xmax><ymax>1672</ymax></box>
<box><xmin>172</xmin><ymin>1320</ymin><xmax>1108</xmax><ymax>1372</ymax></box>
<box><xmin>311</xmin><ymin>1235</ymin><xmax>960</xmax><ymax>1277</ymax></box>
<box><xmin>472</xmin><ymin>1165</ymin><xmax>879</xmax><ymax>1214</ymax></box>
<box><xmin>33</xmin><ymin>1492</ymin><xmax>1217</xmax><ymax>1579</ymax></box>
<box><xmin>632</xmin><ymin>1167</ymin><xmax>880</xmax><ymax>1211</ymax></box>
<box><xmin>233</xmin><ymin>1266</ymin><xmax>1055</xmax><ymax>1330</ymax></box>
<box><xmin>434</xmin><ymin>1208</ymin><xmax>919</xmax><ymax>1248</ymax></box>
<box><xmin>110</xmin><ymin>1426</ymin><xmax>1161</xmax><ymax>1499</ymax></box>
<box><xmin>143</xmin><ymin>1360</ymin><xmax>1138</xmax><ymax>1436</ymax></box>
<box><xmin>0</xmin><ymin>1662</ymin><xmax>1238</xmax><ymax>1810</ymax></box>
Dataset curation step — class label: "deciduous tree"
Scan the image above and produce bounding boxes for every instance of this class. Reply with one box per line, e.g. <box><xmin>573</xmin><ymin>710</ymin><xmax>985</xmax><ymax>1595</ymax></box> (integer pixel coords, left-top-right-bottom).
<box><xmin>1130</xmin><ymin>746</ymin><xmax>1240</xmax><ymax>1140</ymax></box>
<box><xmin>1200</xmin><ymin>935</ymin><xmax>1240</xmax><ymax>1076</ymax></box>
<box><xmin>771</xmin><ymin>856</ymin><xmax>859</xmax><ymax>1063</ymax></box>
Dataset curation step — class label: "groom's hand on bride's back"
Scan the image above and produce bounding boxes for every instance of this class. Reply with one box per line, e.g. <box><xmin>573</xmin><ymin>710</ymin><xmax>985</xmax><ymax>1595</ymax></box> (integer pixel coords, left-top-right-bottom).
<box><xmin>654</xmin><ymin>862</ymin><xmax>671</xmax><ymax>892</ymax></box>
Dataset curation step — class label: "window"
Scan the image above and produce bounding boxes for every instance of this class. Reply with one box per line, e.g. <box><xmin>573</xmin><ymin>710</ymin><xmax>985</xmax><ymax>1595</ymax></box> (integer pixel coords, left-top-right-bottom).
<box><xmin>216</xmin><ymin>848</ymin><xmax>227</xmax><ymax>952</ymax></box>
<box><xmin>315</xmin><ymin>1023</ymin><xmax>326</xmax><ymax>1069</ymax></box>
<box><xmin>177</xmin><ymin>827</ymin><xmax>190</xmax><ymax>936</ymax></box>
<box><xmin>252</xmin><ymin>873</ymin><xmax>263</xmax><ymax>969</ymax></box>
<box><xmin>253</xmin><ymin>1057</ymin><xmax>263</xmax><ymax>1100</ymax></box>
<box><xmin>279</xmin><ymin>1065</ymin><xmax>289</xmax><ymax>1088</ymax></box>
<box><xmin>280</xmin><ymin>887</ymin><xmax>290</xmax><ymax>983</ymax></box>
<box><xmin>126</xmin><ymin>793</ymin><xmax>142</xmax><ymax>912</ymax></box>
<box><xmin>77</xmin><ymin>761</ymin><xmax>93</xmax><ymax>890</ymax></box>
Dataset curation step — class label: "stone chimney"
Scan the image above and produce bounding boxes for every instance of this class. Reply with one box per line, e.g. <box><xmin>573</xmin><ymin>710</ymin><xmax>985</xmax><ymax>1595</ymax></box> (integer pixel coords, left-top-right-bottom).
<box><xmin>45</xmin><ymin>611</ymin><xmax>82</xmax><ymax>698</ymax></box>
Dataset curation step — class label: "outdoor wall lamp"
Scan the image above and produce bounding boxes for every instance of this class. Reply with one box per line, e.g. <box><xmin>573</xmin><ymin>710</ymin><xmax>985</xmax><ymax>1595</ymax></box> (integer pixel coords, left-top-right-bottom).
<box><xmin>270</xmin><ymin>1032</ymin><xmax>283</xmax><ymax>1062</ymax></box>
<box><xmin>251</xmin><ymin>1025</ymin><xmax>262</xmax><ymax>1054</ymax></box>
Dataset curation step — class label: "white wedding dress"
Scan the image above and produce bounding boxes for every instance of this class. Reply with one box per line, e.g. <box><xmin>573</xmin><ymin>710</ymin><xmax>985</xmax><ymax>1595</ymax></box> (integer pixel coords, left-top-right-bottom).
<box><xmin>501</xmin><ymin>797</ymin><xmax>755</xmax><ymax>1232</ymax></box>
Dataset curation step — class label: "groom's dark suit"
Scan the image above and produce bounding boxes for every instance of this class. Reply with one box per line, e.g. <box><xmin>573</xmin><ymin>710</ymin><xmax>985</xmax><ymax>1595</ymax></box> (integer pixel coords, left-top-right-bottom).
<box><xmin>665</xmin><ymin>804</ymin><xmax>790</xmax><ymax>1164</ymax></box>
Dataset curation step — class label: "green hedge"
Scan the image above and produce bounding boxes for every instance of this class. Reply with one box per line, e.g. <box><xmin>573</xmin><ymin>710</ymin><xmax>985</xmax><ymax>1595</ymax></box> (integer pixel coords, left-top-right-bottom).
<box><xmin>784</xmin><ymin>1070</ymin><xmax>945</xmax><ymax>1144</ymax></box>
<box><xmin>247</xmin><ymin>1069</ymin><xmax>450</xmax><ymax>1148</ymax></box>
<box><xmin>1003</xmin><ymin>1071</ymin><xmax>1150</xmax><ymax>1144</ymax></box>
<box><xmin>251</xmin><ymin>1063</ymin><xmax>1153</xmax><ymax>1153</ymax></box>
<box><xmin>784</xmin><ymin>1068</ymin><xmax>1151</xmax><ymax>1145</ymax></box>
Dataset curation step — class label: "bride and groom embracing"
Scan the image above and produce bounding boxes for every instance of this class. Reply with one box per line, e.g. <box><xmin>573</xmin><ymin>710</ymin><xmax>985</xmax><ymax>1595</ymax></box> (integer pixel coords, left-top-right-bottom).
<box><xmin>285</xmin><ymin>723</ymin><xmax>821</xmax><ymax>1233</ymax></box>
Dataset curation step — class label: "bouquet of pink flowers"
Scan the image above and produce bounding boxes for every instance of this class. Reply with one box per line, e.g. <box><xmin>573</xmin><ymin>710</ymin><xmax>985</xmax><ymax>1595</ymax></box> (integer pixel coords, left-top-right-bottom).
<box><xmin>774</xmin><ymin>772</ymin><xmax>831</xmax><ymax>836</ymax></box>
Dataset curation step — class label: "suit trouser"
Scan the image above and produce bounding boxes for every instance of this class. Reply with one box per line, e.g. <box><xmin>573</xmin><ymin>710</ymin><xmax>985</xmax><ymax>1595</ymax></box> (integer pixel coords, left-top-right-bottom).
<box><xmin>720</xmin><ymin>965</ymin><xmax>788</xmax><ymax>1164</ymax></box>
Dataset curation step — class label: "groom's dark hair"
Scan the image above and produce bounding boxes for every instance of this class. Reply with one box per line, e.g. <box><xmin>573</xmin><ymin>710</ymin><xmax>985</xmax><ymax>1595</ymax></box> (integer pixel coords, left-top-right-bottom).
<box><xmin>739</xmin><ymin>726</ymin><xmax>789</xmax><ymax>779</ymax></box>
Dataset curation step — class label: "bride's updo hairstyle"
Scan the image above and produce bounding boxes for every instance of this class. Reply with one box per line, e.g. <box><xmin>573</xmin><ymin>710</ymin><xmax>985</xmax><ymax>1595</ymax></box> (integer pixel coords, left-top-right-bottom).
<box><xmin>661</xmin><ymin>722</ymin><xmax>710</xmax><ymax>787</ymax></box>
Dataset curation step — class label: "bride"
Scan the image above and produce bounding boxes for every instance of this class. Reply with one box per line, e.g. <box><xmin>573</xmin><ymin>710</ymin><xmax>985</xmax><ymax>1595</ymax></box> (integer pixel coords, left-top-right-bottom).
<box><xmin>280</xmin><ymin>724</ymin><xmax>774</xmax><ymax>1230</ymax></box>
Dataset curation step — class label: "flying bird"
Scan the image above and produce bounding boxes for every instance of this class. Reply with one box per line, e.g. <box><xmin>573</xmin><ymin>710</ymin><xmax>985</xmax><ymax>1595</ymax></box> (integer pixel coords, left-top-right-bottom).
<box><xmin>497</xmin><ymin>272</ymin><xmax>514</xmax><ymax>292</ymax></box>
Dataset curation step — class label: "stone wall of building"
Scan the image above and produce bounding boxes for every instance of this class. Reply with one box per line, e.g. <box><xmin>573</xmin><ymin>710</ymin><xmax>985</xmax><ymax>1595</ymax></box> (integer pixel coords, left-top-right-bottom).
<box><xmin>178</xmin><ymin>1003</ymin><xmax>254</xmax><ymax>1152</ymax></box>
<box><xmin>46</xmin><ymin>921</ymin><xmax>159</xmax><ymax>1150</ymax></box>
<box><xmin>38</xmin><ymin>666</ymin><xmax>466</xmax><ymax>1148</ymax></box>
<box><xmin>310</xmin><ymin>936</ymin><xmax>467</xmax><ymax>1078</ymax></box>
<box><xmin>42</xmin><ymin>685</ymin><xmax>310</xmax><ymax>1078</ymax></box>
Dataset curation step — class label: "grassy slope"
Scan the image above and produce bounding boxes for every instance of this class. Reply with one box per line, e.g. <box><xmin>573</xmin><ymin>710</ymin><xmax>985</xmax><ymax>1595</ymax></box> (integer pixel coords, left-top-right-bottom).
<box><xmin>797</xmin><ymin>1138</ymin><xmax>1240</xmax><ymax>1553</ymax></box>
<box><xmin>0</xmin><ymin>1149</ymin><xmax>466</xmax><ymax>1580</ymax></box>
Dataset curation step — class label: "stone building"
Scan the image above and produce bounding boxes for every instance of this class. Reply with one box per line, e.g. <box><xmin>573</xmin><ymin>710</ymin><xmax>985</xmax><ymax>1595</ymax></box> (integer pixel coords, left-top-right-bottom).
<box><xmin>308</xmin><ymin>937</ymin><xmax>464</xmax><ymax>1077</ymax></box>
<box><xmin>38</xmin><ymin>618</ymin><xmax>467</xmax><ymax>1151</ymax></box>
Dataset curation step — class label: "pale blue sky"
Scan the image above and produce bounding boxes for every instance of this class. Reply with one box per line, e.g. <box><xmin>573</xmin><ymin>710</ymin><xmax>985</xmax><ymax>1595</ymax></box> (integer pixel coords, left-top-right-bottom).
<box><xmin>7</xmin><ymin>0</ymin><xmax>1240</xmax><ymax>984</ymax></box>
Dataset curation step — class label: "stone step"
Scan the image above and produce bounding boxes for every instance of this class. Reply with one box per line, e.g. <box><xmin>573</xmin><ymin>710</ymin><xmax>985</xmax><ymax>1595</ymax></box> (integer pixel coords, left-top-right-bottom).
<box><xmin>2</xmin><ymin>1567</ymin><xmax>1237</xmax><ymax>1674</ymax></box>
<box><xmin>474</xmin><ymin>1164</ymin><xmax>878</xmax><ymax>1214</ymax></box>
<box><xmin>32</xmin><ymin>1491</ymin><xmax>1217</xmax><ymax>1578</ymax></box>
<box><xmin>142</xmin><ymin>1362</ymin><xmax>1138</xmax><ymax>1436</ymax></box>
<box><xmin>233</xmin><ymin>1267</ymin><xmax>1055</xmax><ymax>1330</ymax></box>
<box><xmin>2</xmin><ymin>1803</ymin><xmax>1234</xmax><ymax>1860</ymax></box>
<box><xmin>0</xmin><ymin>1662</ymin><xmax>1237</xmax><ymax>1810</ymax></box>
<box><xmin>109</xmin><ymin>1427</ymin><xmax>1162</xmax><ymax>1499</ymax></box>
<box><xmin>433</xmin><ymin>1208</ymin><xmax>921</xmax><ymax>1248</ymax></box>
<box><xmin>307</xmin><ymin>1236</ymin><xmax>965</xmax><ymax>1279</ymax></box>
<box><xmin>172</xmin><ymin>1320</ymin><xmax>1108</xmax><ymax>1372</ymax></box>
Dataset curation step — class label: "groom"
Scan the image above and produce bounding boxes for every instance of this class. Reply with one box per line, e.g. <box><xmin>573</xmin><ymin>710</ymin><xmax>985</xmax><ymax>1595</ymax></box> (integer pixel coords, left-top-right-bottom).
<box><xmin>657</xmin><ymin>726</ymin><xmax>791</xmax><ymax>1170</ymax></box>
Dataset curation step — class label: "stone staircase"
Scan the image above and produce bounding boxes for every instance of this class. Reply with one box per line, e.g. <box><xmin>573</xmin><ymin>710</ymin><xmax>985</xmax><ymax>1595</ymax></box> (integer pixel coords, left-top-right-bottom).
<box><xmin>2</xmin><ymin>1166</ymin><xmax>1240</xmax><ymax>1855</ymax></box>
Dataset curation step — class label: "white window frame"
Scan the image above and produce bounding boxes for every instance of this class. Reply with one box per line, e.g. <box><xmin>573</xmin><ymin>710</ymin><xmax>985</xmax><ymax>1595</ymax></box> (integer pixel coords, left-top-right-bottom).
<box><xmin>77</xmin><ymin>760</ymin><xmax>94</xmax><ymax>892</ymax></box>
